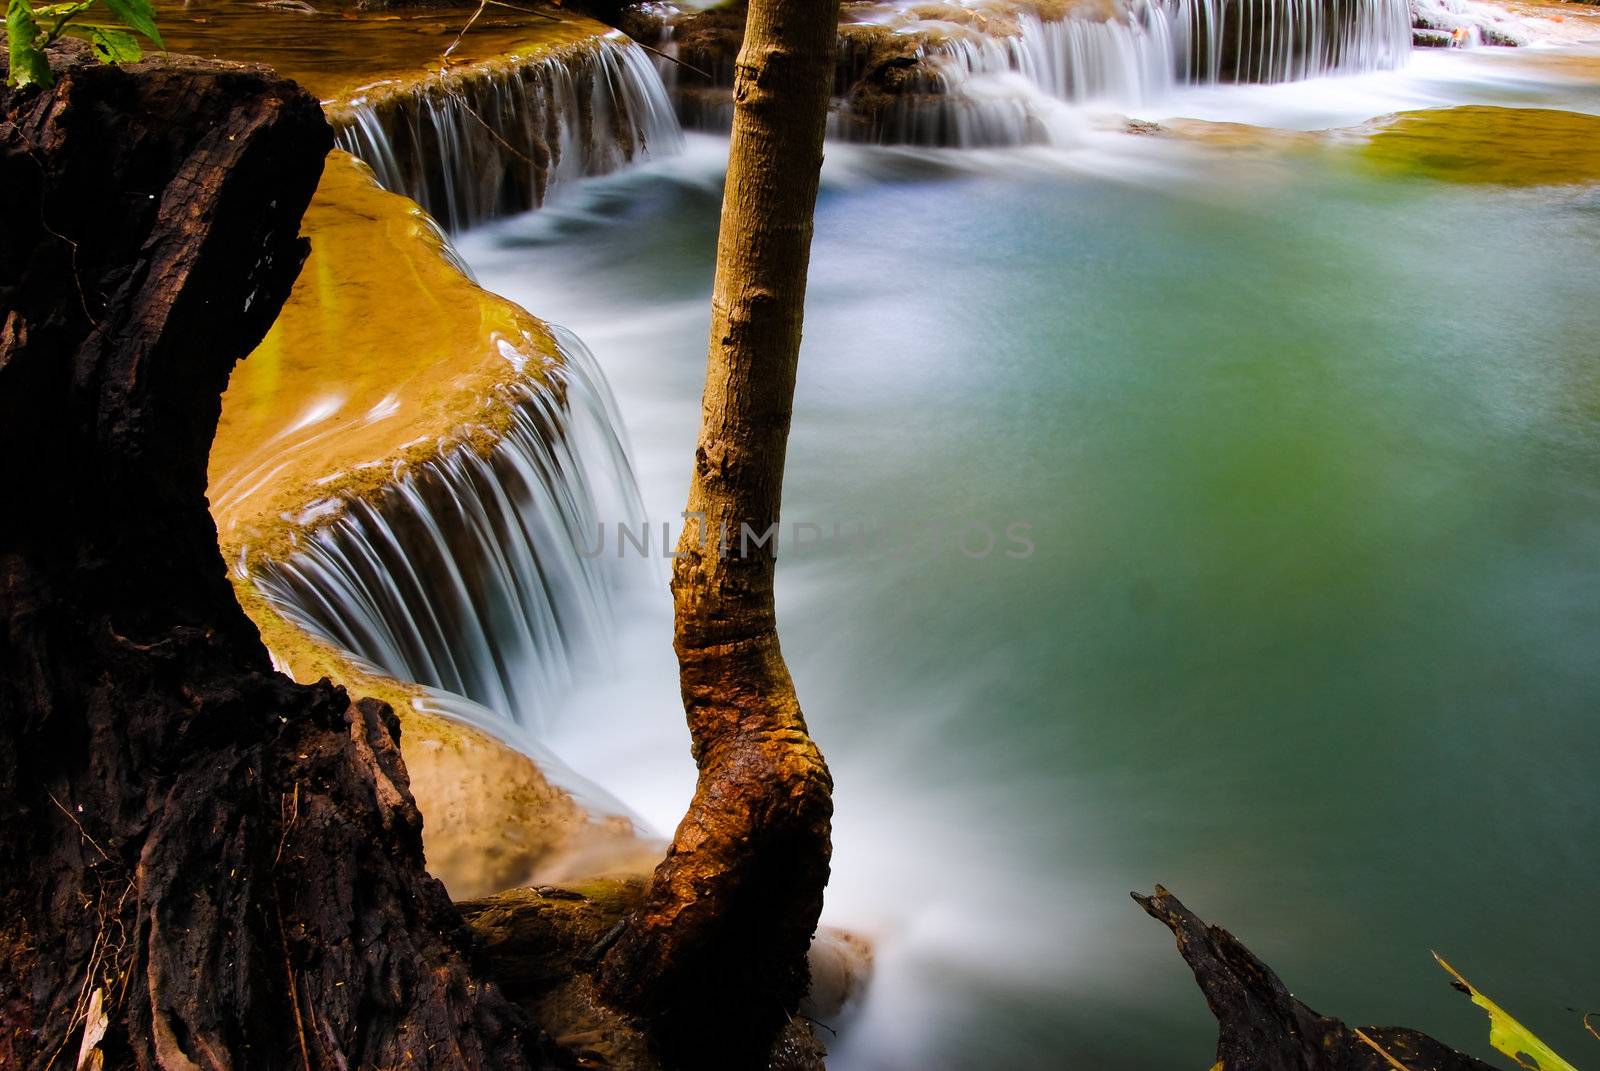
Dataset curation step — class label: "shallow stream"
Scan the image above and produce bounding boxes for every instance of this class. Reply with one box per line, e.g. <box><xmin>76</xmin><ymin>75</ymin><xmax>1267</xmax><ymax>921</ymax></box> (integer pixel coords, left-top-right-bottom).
<box><xmin>455</xmin><ymin>43</ymin><xmax>1600</xmax><ymax>1069</ymax></box>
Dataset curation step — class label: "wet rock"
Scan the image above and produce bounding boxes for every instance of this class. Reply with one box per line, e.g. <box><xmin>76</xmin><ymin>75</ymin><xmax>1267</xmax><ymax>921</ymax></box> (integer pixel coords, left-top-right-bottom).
<box><xmin>618</xmin><ymin>1</ymin><xmax>675</xmax><ymax>43</ymax></box>
<box><xmin>670</xmin><ymin>0</ymin><xmax>749</xmax><ymax>87</ymax></box>
<box><xmin>803</xmin><ymin>926</ymin><xmax>876</xmax><ymax>1021</ymax></box>
<box><xmin>460</xmin><ymin>880</ymin><xmax>871</xmax><ymax>1069</ymax></box>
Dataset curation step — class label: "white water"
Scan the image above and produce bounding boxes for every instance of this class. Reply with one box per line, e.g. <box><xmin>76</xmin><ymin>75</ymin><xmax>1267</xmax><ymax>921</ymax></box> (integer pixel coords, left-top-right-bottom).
<box><xmin>904</xmin><ymin>0</ymin><xmax>1413</xmax><ymax>142</ymax></box>
<box><xmin>257</xmin><ymin>326</ymin><xmax>647</xmax><ymax>732</ymax></box>
<box><xmin>335</xmin><ymin>33</ymin><xmax>683</xmax><ymax>231</ymax></box>
<box><xmin>1411</xmin><ymin>0</ymin><xmax>1534</xmax><ymax>46</ymax></box>
<box><xmin>718</xmin><ymin>0</ymin><xmax>1416</xmax><ymax>145</ymax></box>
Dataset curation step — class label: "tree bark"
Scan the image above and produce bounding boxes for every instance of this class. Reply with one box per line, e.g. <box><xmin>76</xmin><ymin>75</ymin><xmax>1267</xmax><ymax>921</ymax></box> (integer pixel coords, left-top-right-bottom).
<box><xmin>1136</xmin><ymin>887</ymin><xmax>1500</xmax><ymax>1071</ymax></box>
<box><xmin>595</xmin><ymin>0</ymin><xmax>839</xmax><ymax>1064</ymax></box>
<box><xmin>0</xmin><ymin>47</ymin><xmax>561</xmax><ymax>1070</ymax></box>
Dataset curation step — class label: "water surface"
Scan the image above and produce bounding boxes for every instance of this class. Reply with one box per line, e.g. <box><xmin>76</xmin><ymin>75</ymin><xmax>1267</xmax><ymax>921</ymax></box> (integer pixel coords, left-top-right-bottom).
<box><xmin>461</xmin><ymin>52</ymin><xmax>1600</xmax><ymax>1070</ymax></box>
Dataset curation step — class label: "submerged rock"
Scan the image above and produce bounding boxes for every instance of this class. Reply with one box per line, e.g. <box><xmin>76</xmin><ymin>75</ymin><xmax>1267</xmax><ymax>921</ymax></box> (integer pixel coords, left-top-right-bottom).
<box><xmin>1361</xmin><ymin>105</ymin><xmax>1600</xmax><ymax>185</ymax></box>
<box><xmin>1126</xmin><ymin>106</ymin><xmax>1600</xmax><ymax>190</ymax></box>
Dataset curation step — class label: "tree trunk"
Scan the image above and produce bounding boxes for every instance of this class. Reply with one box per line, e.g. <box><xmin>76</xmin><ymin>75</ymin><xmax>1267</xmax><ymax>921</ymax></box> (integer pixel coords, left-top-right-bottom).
<box><xmin>0</xmin><ymin>46</ymin><xmax>561</xmax><ymax>1070</ymax></box>
<box><xmin>595</xmin><ymin>0</ymin><xmax>840</xmax><ymax>1063</ymax></box>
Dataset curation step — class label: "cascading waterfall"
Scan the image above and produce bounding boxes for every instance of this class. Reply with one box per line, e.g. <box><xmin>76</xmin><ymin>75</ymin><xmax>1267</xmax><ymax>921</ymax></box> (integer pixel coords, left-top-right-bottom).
<box><xmin>864</xmin><ymin>0</ymin><xmax>1412</xmax><ymax>144</ymax></box>
<box><xmin>1409</xmin><ymin>0</ymin><xmax>1530</xmax><ymax>47</ymax></box>
<box><xmin>681</xmin><ymin>0</ymin><xmax>1412</xmax><ymax>146</ymax></box>
<box><xmin>256</xmin><ymin>326</ymin><xmax>646</xmax><ymax>732</ymax></box>
<box><xmin>1210</xmin><ymin>0</ymin><xmax>1415</xmax><ymax>82</ymax></box>
<box><xmin>335</xmin><ymin>32</ymin><xmax>683</xmax><ymax>232</ymax></box>
<box><xmin>829</xmin><ymin>8</ymin><xmax>1194</xmax><ymax>146</ymax></box>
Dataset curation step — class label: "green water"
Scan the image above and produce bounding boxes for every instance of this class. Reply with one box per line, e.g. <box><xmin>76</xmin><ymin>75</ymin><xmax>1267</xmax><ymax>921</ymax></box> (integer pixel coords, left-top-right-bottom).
<box><xmin>463</xmin><ymin>110</ymin><xmax>1600</xmax><ymax>1067</ymax></box>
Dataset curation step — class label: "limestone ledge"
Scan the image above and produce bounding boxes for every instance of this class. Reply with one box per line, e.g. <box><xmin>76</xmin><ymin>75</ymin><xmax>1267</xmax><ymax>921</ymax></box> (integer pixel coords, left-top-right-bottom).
<box><xmin>155</xmin><ymin>0</ymin><xmax>611</xmax><ymax>105</ymax></box>
<box><xmin>156</xmin><ymin>2</ymin><xmax>660</xmax><ymax>228</ymax></box>
<box><xmin>209</xmin><ymin>151</ymin><xmax>643</xmax><ymax>899</ymax></box>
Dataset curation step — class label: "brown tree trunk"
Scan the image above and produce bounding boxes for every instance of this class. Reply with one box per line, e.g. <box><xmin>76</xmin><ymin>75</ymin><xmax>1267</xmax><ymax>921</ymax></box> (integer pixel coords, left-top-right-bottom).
<box><xmin>0</xmin><ymin>47</ymin><xmax>562</xmax><ymax>1071</ymax></box>
<box><xmin>595</xmin><ymin>0</ymin><xmax>840</xmax><ymax>1064</ymax></box>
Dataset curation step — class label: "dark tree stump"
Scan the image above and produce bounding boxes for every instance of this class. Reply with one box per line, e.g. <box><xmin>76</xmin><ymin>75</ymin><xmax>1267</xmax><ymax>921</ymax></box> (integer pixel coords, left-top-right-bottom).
<box><xmin>1136</xmin><ymin>886</ymin><xmax>1500</xmax><ymax>1071</ymax></box>
<box><xmin>0</xmin><ymin>46</ymin><xmax>562</xmax><ymax>1071</ymax></box>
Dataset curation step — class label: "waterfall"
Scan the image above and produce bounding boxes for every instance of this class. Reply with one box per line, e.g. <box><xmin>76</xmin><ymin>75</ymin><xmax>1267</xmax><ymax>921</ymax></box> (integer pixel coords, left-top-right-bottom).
<box><xmin>1208</xmin><ymin>0</ymin><xmax>1415</xmax><ymax>82</ymax></box>
<box><xmin>1409</xmin><ymin>0</ymin><xmax>1530</xmax><ymax>47</ymax></box>
<box><xmin>828</xmin><ymin>9</ymin><xmax>1193</xmax><ymax>145</ymax></box>
<box><xmin>679</xmin><ymin>0</ymin><xmax>1413</xmax><ymax>146</ymax></box>
<box><xmin>334</xmin><ymin>32</ymin><xmax>683</xmax><ymax>232</ymax></box>
<box><xmin>254</xmin><ymin>326</ymin><xmax>645</xmax><ymax>732</ymax></box>
<box><xmin>852</xmin><ymin>0</ymin><xmax>1413</xmax><ymax>144</ymax></box>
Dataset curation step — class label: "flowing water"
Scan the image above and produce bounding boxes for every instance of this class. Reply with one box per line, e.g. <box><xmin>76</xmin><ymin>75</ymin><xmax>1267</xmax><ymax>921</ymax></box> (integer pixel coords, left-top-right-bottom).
<box><xmin>157</xmin><ymin>3</ymin><xmax>682</xmax><ymax>230</ymax></box>
<box><xmin>337</xmin><ymin>33</ymin><xmax>684</xmax><ymax>231</ymax></box>
<box><xmin>890</xmin><ymin>0</ymin><xmax>1414</xmax><ymax>104</ymax></box>
<box><xmin>255</xmin><ymin>327</ymin><xmax>645</xmax><ymax>734</ymax></box>
<box><xmin>445</xmin><ymin>41</ymin><xmax>1600</xmax><ymax>1071</ymax></box>
<box><xmin>684</xmin><ymin>0</ymin><xmax>1416</xmax><ymax>145</ymax></box>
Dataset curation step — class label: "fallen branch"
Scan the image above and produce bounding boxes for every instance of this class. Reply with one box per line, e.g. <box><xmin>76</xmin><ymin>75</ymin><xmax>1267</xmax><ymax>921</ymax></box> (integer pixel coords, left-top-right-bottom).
<box><xmin>1134</xmin><ymin>886</ymin><xmax>1500</xmax><ymax>1071</ymax></box>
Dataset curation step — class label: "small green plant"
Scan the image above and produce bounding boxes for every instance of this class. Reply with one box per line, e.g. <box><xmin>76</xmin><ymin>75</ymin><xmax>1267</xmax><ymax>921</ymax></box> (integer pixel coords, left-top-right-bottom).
<box><xmin>1432</xmin><ymin>953</ymin><xmax>1582</xmax><ymax>1071</ymax></box>
<box><xmin>5</xmin><ymin>0</ymin><xmax>161</xmax><ymax>89</ymax></box>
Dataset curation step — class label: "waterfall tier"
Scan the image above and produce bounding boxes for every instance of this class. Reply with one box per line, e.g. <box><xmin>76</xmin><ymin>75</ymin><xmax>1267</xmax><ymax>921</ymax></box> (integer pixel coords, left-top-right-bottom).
<box><xmin>209</xmin><ymin>152</ymin><xmax>651</xmax><ymax>896</ymax></box>
<box><xmin>212</xmin><ymin>149</ymin><xmax>643</xmax><ymax>741</ymax></box>
<box><xmin>1409</xmin><ymin>0</ymin><xmax>1530</xmax><ymax>46</ymax></box>
<box><xmin>253</xmin><ymin>335</ymin><xmax>643</xmax><ymax>732</ymax></box>
<box><xmin>156</xmin><ymin>2</ymin><xmax>684</xmax><ymax>230</ymax></box>
<box><xmin>333</xmin><ymin>32</ymin><xmax>684</xmax><ymax>232</ymax></box>
<box><xmin>660</xmin><ymin>0</ymin><xmax>1415</xmax><ymax>146</ymax></box>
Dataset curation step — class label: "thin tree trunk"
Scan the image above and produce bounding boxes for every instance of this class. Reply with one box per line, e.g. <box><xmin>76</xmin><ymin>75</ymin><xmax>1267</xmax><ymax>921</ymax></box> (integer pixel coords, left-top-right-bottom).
<box><xmin>596</xmin><ymin>0</ymin><xmax>839</xmax><ymax>1063</ymax></box>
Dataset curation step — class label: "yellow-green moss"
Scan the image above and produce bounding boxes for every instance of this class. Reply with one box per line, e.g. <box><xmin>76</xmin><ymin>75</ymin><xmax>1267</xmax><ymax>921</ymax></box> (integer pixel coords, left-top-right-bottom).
<box><xmin>209</xmin><ymin>150</ymin><xmax>560</xmax><ymax>567</ymax></box>
<box><xmin>1360</xmin><ymin>106</ymin><xmax>1600</xmax><ymax>186</ymax></box>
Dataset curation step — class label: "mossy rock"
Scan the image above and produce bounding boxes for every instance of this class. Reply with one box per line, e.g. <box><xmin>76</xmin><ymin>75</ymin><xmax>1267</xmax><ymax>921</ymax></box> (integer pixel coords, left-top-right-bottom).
<box><xmin>459</xmin><ymin>880</ymin><xmax>829</xmax><ymax>1069</ymax></box>
<box><xmin>1361</xmin><ymin>106</ymin><xmax>1600</xmax><ymax>186</ymax></box>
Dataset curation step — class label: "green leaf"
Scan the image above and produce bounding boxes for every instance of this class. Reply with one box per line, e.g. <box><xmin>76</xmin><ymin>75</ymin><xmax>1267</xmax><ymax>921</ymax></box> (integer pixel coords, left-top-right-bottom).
<box><xmin>31</xmin><ymin>1</ymin><xmax>92</xmax><ymax>17</ymax></box>
<box><xmin>61</xmin><ymin>20</ymin><xmax>138</xmax><ymax>62</ymax></box>
<box><xmin>1434</xmin><ymin>954</ymin><xmax>1581</xmax><ymax>1071</ymax></box>
<box><xmin>6</xmin><ymin>0</ymin><xmax>53</xmax><ymax>87</ymax></box>
<box><xmin>86</xmin><ymin>23</ymin><xmax>137</xmax><ymax>60</ymax></box>
<box><xmin>101</xmin><ymin>0</ymin><xmax>158</xmax><ymax>47</ymax></box>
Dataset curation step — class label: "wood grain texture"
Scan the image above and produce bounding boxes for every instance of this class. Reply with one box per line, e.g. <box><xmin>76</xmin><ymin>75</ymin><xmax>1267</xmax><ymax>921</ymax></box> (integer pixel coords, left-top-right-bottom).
<box><xmin>595</xmin><ymin>0</ymin><xmax>841</xmax><ymax>1064</ymax></box>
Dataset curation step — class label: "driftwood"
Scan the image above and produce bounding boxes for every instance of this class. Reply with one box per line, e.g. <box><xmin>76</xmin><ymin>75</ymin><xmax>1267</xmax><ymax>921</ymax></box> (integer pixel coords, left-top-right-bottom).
<box><xmin>0</xmin><ymin>45</ymin><xmax>563</xmax><ymax>1070</ymax></box>
<box><xmin>1136</xmin><ymin>887</ymin><xmax>1500</xmax><ymax>1071</ymax></box>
